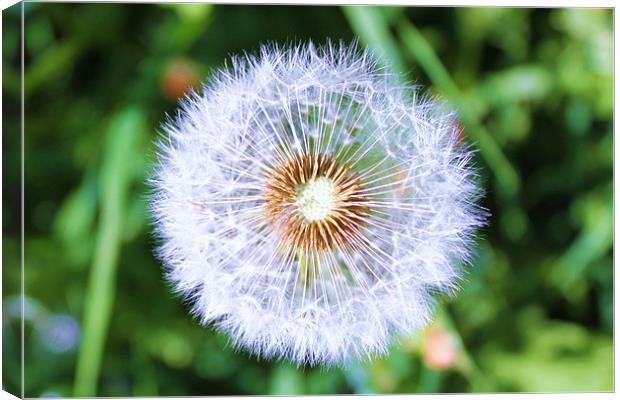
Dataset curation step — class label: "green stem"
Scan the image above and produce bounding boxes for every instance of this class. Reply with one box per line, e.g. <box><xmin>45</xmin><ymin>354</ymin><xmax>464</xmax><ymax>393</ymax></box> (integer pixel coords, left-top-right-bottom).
<box><xmin>417</xmin><ymin>366</ymin><xmax>442</xmax><ymax>393</ymax></box>
<box><xmin>435</xmin><ymin>308</ymin><xmax>491</xmax><ymax>391</ymax></box>
<box><xmin>73</xmin><ymin>108</ymin><xmax>144</xmax><ymax>397</ymax></box>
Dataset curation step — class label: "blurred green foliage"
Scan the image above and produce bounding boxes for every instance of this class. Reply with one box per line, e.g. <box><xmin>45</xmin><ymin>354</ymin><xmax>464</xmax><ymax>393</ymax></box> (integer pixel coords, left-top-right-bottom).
<box><xmin>2</xmin><ymin>4</ymin><xmax>613</xmax><ymax>396</ymax></box>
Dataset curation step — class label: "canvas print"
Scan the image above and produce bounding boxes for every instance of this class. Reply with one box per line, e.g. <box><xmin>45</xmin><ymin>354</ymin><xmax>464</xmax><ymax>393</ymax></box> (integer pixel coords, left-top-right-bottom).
<box><xmin>2</xmin><ymin>3</ymin><xmax>613</xmax><ymax>396</ymax></box>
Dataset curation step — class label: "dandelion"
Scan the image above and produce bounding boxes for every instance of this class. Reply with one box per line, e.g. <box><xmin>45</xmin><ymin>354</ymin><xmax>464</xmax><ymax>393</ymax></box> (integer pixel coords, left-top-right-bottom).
<box><xmin>150</xmin><ymin>41</ymin><xmax>485</xmax><ymax>366</ymax></box>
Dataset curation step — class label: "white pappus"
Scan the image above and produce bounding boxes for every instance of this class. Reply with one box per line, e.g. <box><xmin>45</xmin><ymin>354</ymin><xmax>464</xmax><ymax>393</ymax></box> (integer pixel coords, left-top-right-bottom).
<box><xmin>150</xmin><ymin>41</ymin><xmax>486</xmax><ymax>367</ymax></box>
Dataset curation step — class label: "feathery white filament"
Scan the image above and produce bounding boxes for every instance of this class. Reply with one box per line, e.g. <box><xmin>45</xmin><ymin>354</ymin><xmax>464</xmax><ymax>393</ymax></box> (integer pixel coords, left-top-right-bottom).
<box><xmin>150</xmin><ymin>41</ymin><xmax>486</xmax><ymax>367</ymax></box>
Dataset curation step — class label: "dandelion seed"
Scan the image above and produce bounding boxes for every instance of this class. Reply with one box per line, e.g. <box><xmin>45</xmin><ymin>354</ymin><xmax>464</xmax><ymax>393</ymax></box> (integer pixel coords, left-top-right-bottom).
<box><xmin>150</xmin><ymin>41</ymin><xmax>486</xmax><ymax>366</ymax></box>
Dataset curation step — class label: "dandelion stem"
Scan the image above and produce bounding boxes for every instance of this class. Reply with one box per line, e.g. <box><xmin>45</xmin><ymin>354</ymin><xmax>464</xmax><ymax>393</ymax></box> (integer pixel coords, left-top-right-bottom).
<box><xmin>73</xmin><ymin>108</ymin><xmax>144</xmax><ymax>397</ymax></box>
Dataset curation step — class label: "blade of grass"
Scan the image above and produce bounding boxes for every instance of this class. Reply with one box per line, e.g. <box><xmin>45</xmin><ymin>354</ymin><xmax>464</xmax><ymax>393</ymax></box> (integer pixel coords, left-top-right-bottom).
<box><xmin>551</xmin><ymin>186</ymin><xmax>612</xmax><ymax>296</ymax></box>
<box><xmin>395</xmin><ymin>17</ymin><xmax>520</xmax><ymax>200</ymax></box>
<box><xmin>342</xmin><ymin>6</ymin><xmax>406</xmax><ymax>73</ymax></box>
<box><xmin>73</xmin><ymin>107</ymin><xmax>144</xmax><ymax>397</ymax></box>
<box><xmin>24</xmin><ymin>37</ymin><xmax>85</xmax><ymax>95</ymax></box>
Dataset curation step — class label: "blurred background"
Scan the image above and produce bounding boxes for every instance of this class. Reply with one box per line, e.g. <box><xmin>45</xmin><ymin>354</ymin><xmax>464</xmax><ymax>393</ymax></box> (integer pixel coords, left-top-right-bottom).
<box><xmin>2</xmin><ymin>3</ymin><xmax>613</xmax><ymax>396</ymax></box>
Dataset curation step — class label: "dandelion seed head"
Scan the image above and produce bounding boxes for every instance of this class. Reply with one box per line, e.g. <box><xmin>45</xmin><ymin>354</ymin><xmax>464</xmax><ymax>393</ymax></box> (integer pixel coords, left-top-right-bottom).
<box><xmin>150</xmin><ymin>40</ymin><xmax>487</xmax><ymax>367</ymax></box>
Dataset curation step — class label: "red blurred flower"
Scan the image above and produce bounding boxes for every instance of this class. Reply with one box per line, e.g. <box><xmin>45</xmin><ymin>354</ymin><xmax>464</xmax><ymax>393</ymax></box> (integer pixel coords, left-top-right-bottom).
<box><xmin>161</xmin><ymin>59</ymin><xmax>198</xmax><ymax>100</ymax></box>
<box><xmin>422</xmin><ymin>324</ymin><xmax>460</xmax><ymax>370</ymax></box>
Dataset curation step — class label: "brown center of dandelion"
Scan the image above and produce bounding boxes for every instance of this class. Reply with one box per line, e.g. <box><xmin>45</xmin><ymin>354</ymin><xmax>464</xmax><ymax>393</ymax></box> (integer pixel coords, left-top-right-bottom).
<box><xmin>263</xmin><ymin>152</ymin><xmax>369</xmax><ymax>253</ymax></box>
